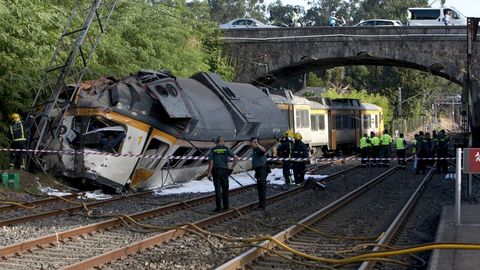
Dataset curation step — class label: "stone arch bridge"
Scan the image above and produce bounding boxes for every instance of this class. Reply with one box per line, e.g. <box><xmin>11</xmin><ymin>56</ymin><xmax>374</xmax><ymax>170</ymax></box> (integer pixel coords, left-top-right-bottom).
<box><xmin>223</xmin><ymin>26</ymin><xmax>478</xmax><ymax>85</ymax></box>
<box><xmin>223</xmin><ymin>25</ymin><xmax>480</xmax><ymax>146</ymax></box>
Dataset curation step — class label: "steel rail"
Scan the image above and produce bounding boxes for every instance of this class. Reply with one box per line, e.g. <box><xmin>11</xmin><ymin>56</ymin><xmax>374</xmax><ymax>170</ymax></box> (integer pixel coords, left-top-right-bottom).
<box><xmin>357</xmin><ymin>167</ymin><xmax>435</xmax><ymax>270</ymax></box>
<box><xmin>0</xmin><ymin>194</ymin><xmax>78</xmax><ymax>213</ymax></box>
<box><xmin>0</xmin><ymin>184</ymin><xmax>256</xmax><ymax>257</ymax></box>
<box><xmin>215</xmin><ymin>166</ymin><xmax>399</xmax><ymax>270</ymax></box>
<box><xmin>0</xmin><ymin>190</ymin><xmax>152</xmax><ymax>226</ymax></box>
<box><xmin>59</xmin><ymin>165</ymin><xmax>361</xmax><ymax>269</ymax></box>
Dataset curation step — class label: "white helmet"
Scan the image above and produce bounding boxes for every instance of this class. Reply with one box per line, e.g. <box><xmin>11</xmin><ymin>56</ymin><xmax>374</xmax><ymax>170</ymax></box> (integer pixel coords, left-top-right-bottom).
<box><xmin>331</xmin><ymin>11</ymin><xmax>336</xmax><ymax>15</ymax></box>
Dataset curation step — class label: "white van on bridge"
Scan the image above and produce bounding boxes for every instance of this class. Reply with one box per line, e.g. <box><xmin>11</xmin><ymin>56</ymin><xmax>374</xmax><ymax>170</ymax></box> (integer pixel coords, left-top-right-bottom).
<box><xmin>407</xmin><ymin>7</ymin><xmax>467</xmax><ymax>26</ymax></box>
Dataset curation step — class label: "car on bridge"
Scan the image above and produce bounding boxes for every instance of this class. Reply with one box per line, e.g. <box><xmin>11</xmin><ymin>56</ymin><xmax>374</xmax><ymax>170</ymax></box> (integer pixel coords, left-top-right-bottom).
<box><xmin>354</xmin><ymin>19</ymin><xmax>403</xmax><ymax>27</ymax></box>
<box><xmin>219</xmin><ymin>18</ymin><xmax>278</xmax><ymax>29</ymax></box>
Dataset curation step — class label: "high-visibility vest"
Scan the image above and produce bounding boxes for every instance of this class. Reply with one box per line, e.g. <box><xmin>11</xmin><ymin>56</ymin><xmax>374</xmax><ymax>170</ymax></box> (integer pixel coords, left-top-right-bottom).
<box><xmin>412</xmin><ymin>139</ymin><xmax>417</xmax><ymax>154</ymax></box>
<box><xmin>360</xmin><ymin>137</ymin><xmax>369</xmax><ymax>149</ymax></box>
<box><xmin>396</xmin><ymin>138</ymin><xmax>406</xmax><ymax>150</ymax></box>
<box><xmin>380</xmin><ymin>134</ymin><xmax>392</xmax><ymax>146</ymax></box>
<box><xmin>10</xmin><ymin>121</ymin><xmax>26</xmax><ymax>142</ymax></box>
<box><xmin>371</xmin><ymin>136</ymin><xmax>380</xmax><ymax>146</ymax></box>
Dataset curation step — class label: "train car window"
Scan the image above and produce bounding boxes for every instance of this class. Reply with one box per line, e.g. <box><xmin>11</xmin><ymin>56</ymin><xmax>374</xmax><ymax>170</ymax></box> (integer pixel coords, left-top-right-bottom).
<box><xmin>236</xmin><ymin>145</ymin><xmax>252</xmax><ymax>158</ymax></box>
<box><xmin>80</xmin><ymin>116</ymin><xmax>126</xmax><ymax>153</ymax></box>
<box><xmin>170</xmin><ymin>147</ymin><xmax>192</xmax><ymax>168</ymax></box>
<box><xmin>375</xmin><ymin>115</ymin><xmax>378</xmax><ymax>128</ymax></box>
<box><xmin>363</xmin><ymin>114</ymin><xmax>371</xmax><ymax>129</ymax></box>
<box><xmin>342</xmin><ymin>114</ymin><xmax>350</xmax><ymax>129</ymax></box>
<box><xmin>182</xmin><ymin>149</ymin><xmax>204</xmax><ymax>167</ymax></box>
<box><xmin>140</xmin><ymin>138</ymin><xmax>169</xmax><ymax>169</ymax></box>
<box><xmin>310</xmin><ymin>115</ymin><xmax>318</xmax><ymax>131</ymax></box>
<box><xmin>166</xmin><ymin>84</ymin><xmax>178</xmax><ymax>97</ymax></box>
<box><xmin>155</xmin><ymin>85</ymin><xmax>169</xmax><ymax>98</ymax></box>
<box><xmin>281</xmin><ymin>109</ymin><xmax>289</xmax><ymax>125</ymax></box>
<box><xmin>335</xmin><ymin>114</ymin><xmax>343</xmax><ymax>130</ymax></box>
<box><xmin>319</xmin><ymin>114</ymin><xmax>325</xmax><ymax>130</ymax></box>
<box><xmin>295</xmin><ymin>109</ymin><xmax>309</xmax><ymax>128</ymax></box>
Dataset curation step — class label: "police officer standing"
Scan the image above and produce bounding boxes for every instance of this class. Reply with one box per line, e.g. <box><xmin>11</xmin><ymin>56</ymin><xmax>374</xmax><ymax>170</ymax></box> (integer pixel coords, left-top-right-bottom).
<box><xmin>396</xmin><ymin>133</ymin><xmax>407</xmax><ymax>169</ymax></box>
<box><xmin>292</xmin><ymin>132</ymin><xmax>309</xmax><ymax>185</ymax></box>
<box><xmin>436</xmin><ymin>130</ymin><xmax>450</xmax><ymax>174</ymax></box>
<box><xmin>277</xmin><ymin>130</ymin><xmax>293</xmax><ymax>188</ymax></box>
<box><xmin>207</xmin><ymin>136</ymin><xmax>239</xmax><ymax>212</ymax></box>
<box><xmin>9</xmin><ymin>113</ymin><xmax>27</xmax><ymax>169</ymax></box>
<box><xmin>250</xmin><ymin>137</ymin><xmax>269</xmax><ymax>210</ymax></box>
<box><xmin>370</xmin><ymin>132</ymin><xmax>380</xmax><ymax>167</ymax></box>
<box><xmin>380</xmin><ymin>131</ymin><xmax>393</xmax><ymax>167</ymax></box>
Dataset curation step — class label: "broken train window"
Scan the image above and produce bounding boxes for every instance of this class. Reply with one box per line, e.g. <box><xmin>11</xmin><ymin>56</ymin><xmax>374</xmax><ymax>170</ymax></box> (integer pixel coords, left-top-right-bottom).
<box><xmin>68</xmin><ymin>116</ymin><xmax>126</xmax><ymax>153</ymax></box>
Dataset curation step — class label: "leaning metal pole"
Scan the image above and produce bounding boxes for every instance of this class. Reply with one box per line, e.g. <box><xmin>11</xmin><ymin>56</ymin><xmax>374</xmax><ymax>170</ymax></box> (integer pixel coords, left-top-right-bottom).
<box><xmin>28</xmin><ymin>0</ymin><xmax>117</xmax><ymax>170</ymax></box>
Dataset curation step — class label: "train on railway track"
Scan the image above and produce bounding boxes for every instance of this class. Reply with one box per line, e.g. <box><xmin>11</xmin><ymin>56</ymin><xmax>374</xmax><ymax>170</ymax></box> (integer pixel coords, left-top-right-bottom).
<box><xmin>33</xmin><ymin>70</ymin><xmax>383</xmax><ymax>191</ymax></box>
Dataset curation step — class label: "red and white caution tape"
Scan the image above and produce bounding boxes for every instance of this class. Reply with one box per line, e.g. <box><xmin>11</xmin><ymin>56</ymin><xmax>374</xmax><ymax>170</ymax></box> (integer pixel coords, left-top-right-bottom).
<box><xmin>0</xmin><ymin>148</ymin><xmax>457</xmax><ymax>162</ymax></box>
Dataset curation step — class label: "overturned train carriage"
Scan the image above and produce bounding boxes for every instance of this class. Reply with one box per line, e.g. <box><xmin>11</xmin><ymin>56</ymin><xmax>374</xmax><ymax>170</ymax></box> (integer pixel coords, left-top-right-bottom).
<box><xmin>49</xmin><ymin>71</ymin><xmax>287</xmax><ymax>190</ymax></box>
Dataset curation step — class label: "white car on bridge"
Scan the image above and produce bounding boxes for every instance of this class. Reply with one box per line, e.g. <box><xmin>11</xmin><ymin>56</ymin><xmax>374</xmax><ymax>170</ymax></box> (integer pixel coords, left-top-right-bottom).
<box><xmin>219</xmin><ymin>18</ymin><xmax>278</xmax><ymax>29</ymax></box>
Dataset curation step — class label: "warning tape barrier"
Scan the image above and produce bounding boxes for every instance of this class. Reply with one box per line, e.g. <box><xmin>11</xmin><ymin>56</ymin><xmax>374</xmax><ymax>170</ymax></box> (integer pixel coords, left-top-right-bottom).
<box><xmin>0</xmin><ymin>148</ymin><xmax>457</xmax><ymax>162</ymax></box>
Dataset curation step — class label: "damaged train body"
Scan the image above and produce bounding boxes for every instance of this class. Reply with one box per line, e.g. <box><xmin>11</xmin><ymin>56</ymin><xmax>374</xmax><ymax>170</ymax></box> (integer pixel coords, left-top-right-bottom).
<box><xmin>45</xmin><ymin>71</ymin><xmax>287</xmax><ymax>190</ymax></box>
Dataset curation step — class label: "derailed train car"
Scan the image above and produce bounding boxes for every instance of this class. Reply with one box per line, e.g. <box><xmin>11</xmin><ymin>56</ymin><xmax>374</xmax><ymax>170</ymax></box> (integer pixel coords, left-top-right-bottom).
<box><xmin>43</xmin><ymin>71</ymin><xmax>287</xmax><ymax>190</ymax></box>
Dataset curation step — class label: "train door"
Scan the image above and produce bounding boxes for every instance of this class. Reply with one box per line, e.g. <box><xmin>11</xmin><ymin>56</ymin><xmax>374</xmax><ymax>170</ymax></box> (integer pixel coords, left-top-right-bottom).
<box><xmin>354</xmin><ymin>110</ymin><xmax>361</xmax><ymax>147</ymax></box>
<box><xmin>131</xmin><ymin>131</ymin><xmax>172</xmax><ymax>188</ymax></box>
<box><xmin>329</xmin><ymin>110</ymin><xmax>336</xmax><ymax>150</ymax></box>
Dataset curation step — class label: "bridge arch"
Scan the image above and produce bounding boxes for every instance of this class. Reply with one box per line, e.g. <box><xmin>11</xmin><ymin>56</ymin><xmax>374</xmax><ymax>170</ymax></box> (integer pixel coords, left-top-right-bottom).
<box><xmin>253</xmin><ymin>55</ymin><xmax>461</xmax><ymax>88</ymax></box>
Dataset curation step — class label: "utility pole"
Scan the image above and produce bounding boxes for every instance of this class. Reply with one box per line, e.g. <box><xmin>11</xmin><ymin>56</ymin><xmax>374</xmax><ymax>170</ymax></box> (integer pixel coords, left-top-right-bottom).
<box><xmin>398</xmin><ymin>87</ymin><xmax>402</xmax><ymax>119</ymax></box>
<box><xmin>465</xmin><ymin>17</ymin><xmax>479</xmax><ymax>196</ymax></box>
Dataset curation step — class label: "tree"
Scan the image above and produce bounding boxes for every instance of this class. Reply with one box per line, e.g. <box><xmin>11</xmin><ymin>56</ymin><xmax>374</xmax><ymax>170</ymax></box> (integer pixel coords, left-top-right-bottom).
<box><xmin>0</xmin><ymin>0</ymin><xmax>235</xmax><ymax>167</ymax></box>
<box><xmin>207</xmin><ymin>0</ymin><xmax>266</xmax><ymax>24</ymax></box>
<box><xmin>267</xmin><ymin>0</ymin><xmax>305</xmax><ymax>26</ymax></box>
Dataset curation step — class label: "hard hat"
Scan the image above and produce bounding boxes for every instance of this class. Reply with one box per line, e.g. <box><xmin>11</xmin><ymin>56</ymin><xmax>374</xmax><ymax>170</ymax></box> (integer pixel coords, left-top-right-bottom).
<box><xmin>9</xmin><ymin>113</ymin><xmax>20</xmax><ymax>122</ymax></box>
<box><xmin>284</xmin><ymin>129</ymin><xmax>293</xmax><ymax>138</ymax></box>
<box><xmin>331</xmin><ymin>11</ymin><xmax>336</xmax><ymax>15</ymax></box>
<box><xmin>294</xmin><ymin>132</ymin><xmax>302</xmax><ymax>140</ymax></box>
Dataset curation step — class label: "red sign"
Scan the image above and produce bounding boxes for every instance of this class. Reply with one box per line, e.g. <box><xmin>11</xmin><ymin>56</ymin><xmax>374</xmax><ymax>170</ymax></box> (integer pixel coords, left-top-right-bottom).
<box><xmin>464</xmin><ymin>148</ymin><xmax>480</xmax><ymax>173</ymax></box>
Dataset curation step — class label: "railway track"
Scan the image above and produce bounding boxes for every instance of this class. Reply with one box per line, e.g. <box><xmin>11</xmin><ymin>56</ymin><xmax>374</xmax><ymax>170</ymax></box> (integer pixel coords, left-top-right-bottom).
<box><xmin>216</xmin><ymin>166</ymin><xmax>434</xmax><ymax>270</ymax></box>
<box><xmin>0</xmin><ymin>163</ymin><xmax>363</xmax><ymax>269</ymax></box>
<box><xmin>91</xmin><ymin>167</ymin><xmax>393</xmax><ymax>269</ymax></box>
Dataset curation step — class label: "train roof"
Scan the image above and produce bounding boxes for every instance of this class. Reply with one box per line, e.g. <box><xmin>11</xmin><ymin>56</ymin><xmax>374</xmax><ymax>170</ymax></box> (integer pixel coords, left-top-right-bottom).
<box><xmin>361</xmin><ymin>103</ymin><xmax>383</xmax><ymax>111</ymax></box>
<box><xmin>74</xmin><ymin>71</ymin><xmax>288</xmax><ymax>142</ymax></box>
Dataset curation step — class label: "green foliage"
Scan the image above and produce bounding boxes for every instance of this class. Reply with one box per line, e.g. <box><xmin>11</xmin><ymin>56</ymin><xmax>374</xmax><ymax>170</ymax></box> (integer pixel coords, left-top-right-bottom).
<box><xmin>322</xmin><ymin>88</ymin><xmax>393</xmax><ymax>124</ymax></box>
<box><xmin>267</xmin><ymin>0</ymin><xmax>304</xmax><ymax>26</ymax></box>
<box><xmin>306</xmin><ymin>72</ymin><xmax>326</xmax><ymax>87</ymax></box>
<box><xmin>207</xmin><ymin>0</ymin><xmax>266</xmax><ymax>23</ymax></box>
<box><xmin>0</xmin><ymin>0</ymin><xmax>234</xmax><ymax>168</ymax></box>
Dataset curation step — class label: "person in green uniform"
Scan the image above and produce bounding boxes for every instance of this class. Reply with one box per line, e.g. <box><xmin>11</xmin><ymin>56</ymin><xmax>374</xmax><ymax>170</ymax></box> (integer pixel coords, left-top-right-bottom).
<box><xmin>396</xmin><ymin>133</ymin><xmax>407</xmax><ymax>169</ymax></box>
<box><xmin>380</xmin><ymin>131</ymin><xmax>393</xmax><ymax>167</ymax></box>
<box><xmin>250</xmin><ymin>137</ymin><xmax>269</xmax><ymax>210</ymax></box>
<box><xmin>370</xmin><ymin>132</ymin><xmax>380</xmax><ymax>167</ymax></box>
<box><xmin>207</xmin><ymin>136</ymin><xmax>239</xmax><ymax>212</ymax></box>
<box><xmin>359</xmin><ymin>133</ymin><xmax>370</xmax><ymax>168</ymax></box>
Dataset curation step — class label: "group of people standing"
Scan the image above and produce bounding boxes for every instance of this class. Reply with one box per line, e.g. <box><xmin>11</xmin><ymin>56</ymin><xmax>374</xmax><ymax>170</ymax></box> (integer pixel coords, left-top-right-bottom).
<box><xmin>207</xmin><ymin>136</ymin><xmax>271</xmax><ymax>212</ymax></box>
<box><xmin>412</xmin><ymin>130</ymin><xmax>450</xmax><ymax>175</ymax></box>
<box><xmin>277</xmin><ymin>130</ymin><xmax>309</xmax><ymax>188</ymax></box>
<box><xmin>360</xmin><ymin>131</ymin><xmax>406</xmax><ymax>168</ymax></box>
<box><xmin>206</xmin><ymin>131</ymin><xmax>309</xmax><ymax>212</ymax></box>
<box><xmin>359</xmin><ymin>130</ymin><xmax>450</xmax><ymax>173</ymax></box>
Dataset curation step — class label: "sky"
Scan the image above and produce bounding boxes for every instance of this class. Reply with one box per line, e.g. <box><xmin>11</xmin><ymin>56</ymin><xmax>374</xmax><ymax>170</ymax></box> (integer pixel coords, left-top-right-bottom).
<box><xmin>263</xmin><ymin>0</ymin><xmax>480</xmax><ymax>17</ymax></box>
